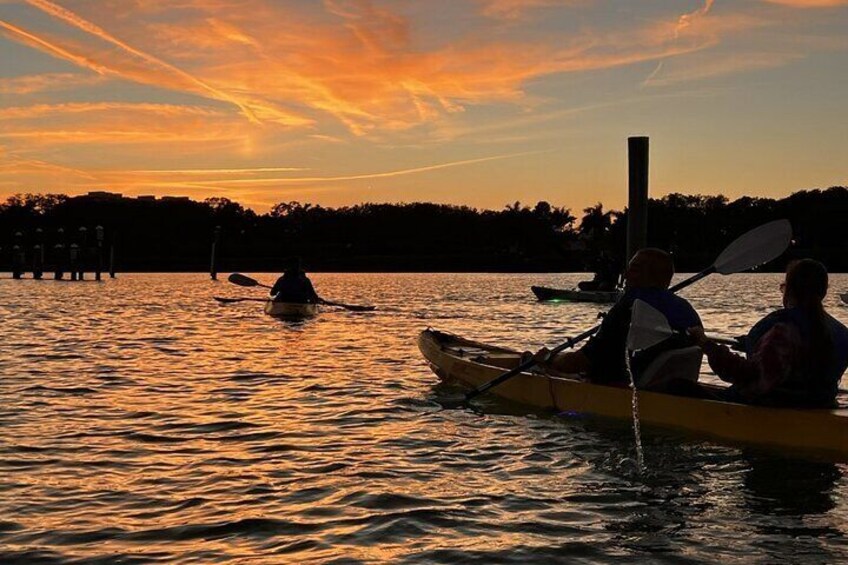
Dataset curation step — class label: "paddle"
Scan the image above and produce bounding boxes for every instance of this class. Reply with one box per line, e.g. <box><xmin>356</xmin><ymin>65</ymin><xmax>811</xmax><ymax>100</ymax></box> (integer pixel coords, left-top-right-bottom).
<box><xmin>443</xmin><ymin>219</ymin><xmax>792</xmax><ymax>408</ymax></box>
<box><xmin>228</xmin><ymin>272</ymin><xmax>272</xmax><ymax>289</ymax></box>
<box><xmin>227</xmin><ymin>272</ymin><xmax>376</xmax><ymax>312</ymax></box>
<box><xmin>214</xmin><ymin>296</ymin><xmax>268</xmax><ymax>304</ymax></box>
<box><xmin>320</xmin><ymin>299</ymin><xmax>376</xmax><ymax>312</ymax></box>
<box><xmin>627</xmin><ymin>299</ymin><xmax>676</xmax><ymax>352</ymax></box>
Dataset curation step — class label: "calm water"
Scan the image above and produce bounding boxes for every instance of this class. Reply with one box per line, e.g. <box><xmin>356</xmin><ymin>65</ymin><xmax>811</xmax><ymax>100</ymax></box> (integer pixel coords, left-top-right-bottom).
<box><xmin>1</xmin><ymin>273</ymin><xmax>847</xmax><ymax>564</ymax></box>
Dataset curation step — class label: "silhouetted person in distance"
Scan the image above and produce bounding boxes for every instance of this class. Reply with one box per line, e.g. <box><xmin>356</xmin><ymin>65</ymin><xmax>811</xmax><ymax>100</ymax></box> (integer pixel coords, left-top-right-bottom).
<box><xmin>690</xmin><ymin>259</ymin><xmax>848</xmax><ymax>408</ymax></box>
<box><xmin>578</xmin><ymin>252</ymin><xmax>622</xmax><ymax>292</ymax></box>
<box><xmin>270</xmin><ymin>258</ymin><xmax>320</xmax><ymax>304</ymax></box>
<box><xmin>532</xmin><ymin>248</ymin><xmax>701</xmax><ymax>386</ymax></box>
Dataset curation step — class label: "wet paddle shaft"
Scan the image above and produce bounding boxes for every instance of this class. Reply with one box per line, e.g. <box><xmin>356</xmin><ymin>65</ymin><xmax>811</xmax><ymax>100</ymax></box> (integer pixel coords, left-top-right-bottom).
<box><xmin>455</xmin><ymin>220</ymin><xmax>792</xmax><ymax>406</ymax></box>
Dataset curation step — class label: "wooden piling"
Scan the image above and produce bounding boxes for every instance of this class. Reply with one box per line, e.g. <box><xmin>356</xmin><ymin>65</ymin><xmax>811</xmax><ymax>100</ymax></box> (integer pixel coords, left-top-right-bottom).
<box><xmin>78</xmin><ymin>227</ymin><xmax>87</xmax><ymax>280</ymax></box>
<box><xmin>55</xmin><ymin>228</ymin><xmax>65</xmax><ymax>280</ymax></box>
<box><xmin>95</xmin><ymin>225</ymin><xmax>104</xmax><ymax>281</ymax></box>
<box><xmin>109</xmin><ymin>243</ymin><xmax>116</xmax><ymax>278</ymax></box>
<box><xmin>33</xmin><ymin>244</ymin><xmax>43</xmax><ymax>280</ymax></box>
<box><xmin>36</xmin><ymin>228</ymin><xmax>45</xmax><ymax>264</ymax></box>
<box><xmin>626</xmin><ymin>136</ymin><xmax>649</xmax><ymax>262</ymax></box>
<box><xmin>54</xmin><ymin>243</ymin><xmax>65</xmax><ymax>280</ymax></box>
<box><xmin>12</xmin><ymin>232</ymin><xmax>24</xmax><ymax>279</ymax></box>
<box><xmin>12</xmin><ymin>246</ymin><xmax>23</xmax><ymax>279</ymax></box>
<box><xmin>210</xmin><ymin>225</ymin><xmax>221</xmax><ymax>280</ymax></box>
<box><xmin>70</xmin><ymin>243</ymin><xmax>79</xmax><ymax>281</ymax></box>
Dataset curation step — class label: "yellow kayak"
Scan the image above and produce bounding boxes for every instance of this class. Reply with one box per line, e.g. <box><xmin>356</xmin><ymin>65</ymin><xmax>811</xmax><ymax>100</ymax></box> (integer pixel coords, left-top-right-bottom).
<box><xmin>419</xmin><ymin>329</ymin><xmax>848</xmax><ymax>460</ymax></box>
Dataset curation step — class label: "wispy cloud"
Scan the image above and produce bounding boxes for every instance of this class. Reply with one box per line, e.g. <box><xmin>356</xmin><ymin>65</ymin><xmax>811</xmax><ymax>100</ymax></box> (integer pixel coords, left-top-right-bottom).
<box><xmin>0</xmin><ymin>72</ymin><xmax>104</xmax><ymax>94</ymax></box>
<box><xmin>475</xmin><ymin>0</ymin><xmax>587</xmax><ymax>20</ymax></box>
<box><xmin>1</xmin><ymin>0</ymin><xmax>846</xmax><ymax>208</ymax></box>
<box><xmin>761</xmin><ymin>0</ymin><xmax>848</xmax><ymax>6</ymax></box>
<box><xmin>158</xmin><ymin>150</ymin><xmax>553</xmax><ymax>187</ymax></box>
<box><xmin>126</xmin><ymin>166</ymin><xmax>308</xmax><ymax>175</ymax></box>
<box><xmin>0</xmin><ymin>102</ymin><xmax>222</xmax><ymax>120</ymax></box>
<box><xmin>0</xmin><ymin>19</ymin><xmax>110</xmax><ymax>73</ymax></box>
<box><xmin>24</xmin><ymin>0</ymin><xmax>261</xmax><ymax>122</ymax></box>
<box><xmin>675</xmin><ymin>0</ymin><xmax>715</xmax><ymax>38</ymax></box>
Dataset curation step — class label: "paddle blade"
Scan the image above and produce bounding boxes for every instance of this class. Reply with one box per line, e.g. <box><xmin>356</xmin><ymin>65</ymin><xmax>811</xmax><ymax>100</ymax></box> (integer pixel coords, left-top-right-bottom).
<box><xmin>339</xmin><ymin>304</ymin><xmax>376</xmax><ymax>312</ymax></box>
<box><xmin>713</xmin><ymin>219</ymin><xmax>792</xmax><ymax>275</ymax></box>
<box><xmin>627</xmin><ymin>299</ymin><xmax>674</xmax><ymax>351</ymax></box>
<box><xmin>320</xmin><ymin>299</ymin><xmax>376</xmax><ymax>312</ymax></box>
<box><xmin>438</xmin><ymin>395</ymin><xmax>470</xmax><ymax>410</ymax></box>
<box><xmin>228</xmin><ymin>273</ymin><xmax>260</xmax><ymax>287</ymax></box>
<box><xmin>214</xmin><ymin>296</ymin><xmax>268</xmax><ymax>303</ymax></box>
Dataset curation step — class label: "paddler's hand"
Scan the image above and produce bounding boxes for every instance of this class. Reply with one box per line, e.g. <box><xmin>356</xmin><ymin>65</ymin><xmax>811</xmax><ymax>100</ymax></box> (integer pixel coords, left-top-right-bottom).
<box><xmin>521</xmin><ymin>347</ymin><xmax>553</xmax><ymax>367</ymax></box>
<box><xmin>687</xmin><ymin>326</ymin><xmax>709</xmax><ymax>347</ymax></box>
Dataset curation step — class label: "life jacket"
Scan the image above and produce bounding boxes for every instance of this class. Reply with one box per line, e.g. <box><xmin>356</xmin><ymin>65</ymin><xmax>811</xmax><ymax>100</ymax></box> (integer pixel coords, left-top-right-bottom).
<box><xmin>746</xmin><ymin>308</ymin><xmax>848</xmax><ymax>407</ymax></box>
<box><xmin>582</xmin><ymin>287</ymin><xmax>702</xmax><ymax>385</ymax></box>
<box><xmin>271</xmin><ymin>272</ymin><xmax>316</xmax><ymax>303</ymax></box>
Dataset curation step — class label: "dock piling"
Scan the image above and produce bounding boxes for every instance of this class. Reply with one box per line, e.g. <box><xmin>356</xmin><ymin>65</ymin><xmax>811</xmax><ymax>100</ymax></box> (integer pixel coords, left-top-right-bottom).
<box><xmin>70</xmin><ymin>243</ymin><xmax>79</xmax><ymax>281</ymax></box>
<box><xmin>95</xmin><ymin>225</ymin><xmax>104</xmax><ymax>281</ymax></box>
<box><xmin>78</xmin><ymin>227</ymin><xmax>87</xmax><ymax>280</ymax></box>
<box><xmin>210</xmin><ymin>225</ymin><xmax>221</xmax><ymax>280</ymax></box>
<box><xmin>33</xmin><ymin>244</ymin><xmax>43</xmax><ymax>280</ymax></box>
<box><xmin>627</xmin><ymin>136</ymin><xmax>649</xmax><ymax>263</ymax></box>
<box><xmin>12</xmin><ymin>232</ymin><xmax>24</xmax><ymax>279</ymax></box>
<box><xmin>55</xmin><ymin>228</ymin><xmax>65</xmax><ymax>280</ymax></box>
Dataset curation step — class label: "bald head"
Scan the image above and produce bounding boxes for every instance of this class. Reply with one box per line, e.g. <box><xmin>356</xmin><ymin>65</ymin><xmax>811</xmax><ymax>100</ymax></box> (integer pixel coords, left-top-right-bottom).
<box><xmin>625</xmin><ymin>248</ymin><xmax>675</xmax><ymax>289</ymax></box>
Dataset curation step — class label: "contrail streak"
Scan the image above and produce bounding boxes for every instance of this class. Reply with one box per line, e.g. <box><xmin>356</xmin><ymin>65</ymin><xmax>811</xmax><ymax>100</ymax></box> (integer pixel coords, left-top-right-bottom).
<box><xmin>25</xmin><ymin>0</ymin><xmax>260</xmax><ymax>122</ymax></box>
<box><xmin>0</xmin><ymin>20</ymin><xmax>109</xmax><ymax>74</ymax></box>
<box><xmin>169</xmin><ymin>150</ymin><xmax>554</xmax><ymax>186</ymax></box>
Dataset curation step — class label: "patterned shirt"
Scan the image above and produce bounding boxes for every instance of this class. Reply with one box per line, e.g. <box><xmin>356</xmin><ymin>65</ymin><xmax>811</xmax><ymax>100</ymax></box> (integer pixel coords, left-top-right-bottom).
<box><xmin>703</xmin><ymin>308</ymin><xmax>848</xmax><ymax>407</ymax></box>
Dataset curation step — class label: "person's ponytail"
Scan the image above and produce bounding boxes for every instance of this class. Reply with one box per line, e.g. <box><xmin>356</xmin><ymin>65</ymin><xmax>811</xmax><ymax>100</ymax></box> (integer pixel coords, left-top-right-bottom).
<box><xmin>785</xmin><ymin>259</ymin><xmax>832</xmax><ymax>377</ymax></box>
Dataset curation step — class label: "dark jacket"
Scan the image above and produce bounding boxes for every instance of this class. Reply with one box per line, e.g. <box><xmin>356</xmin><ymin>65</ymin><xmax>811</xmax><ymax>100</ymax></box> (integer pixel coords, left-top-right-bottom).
<box><xmin>580</xmin><ymin>287</ymin><xmax>702</xmax><ymax>385</ymax></box>
<box><xmin>270</xmin><ymin>272</ymin><xmax>319</xmax><ymax>304</ymax></box>
<box><xmin>704</xmin><ymin>307</ymin><xmax>848</xmax><ymax>407</ymax></box>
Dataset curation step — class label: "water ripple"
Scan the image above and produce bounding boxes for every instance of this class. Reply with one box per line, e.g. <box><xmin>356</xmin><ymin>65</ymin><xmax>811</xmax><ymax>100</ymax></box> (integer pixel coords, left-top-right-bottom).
<box><xmin>1</xmin><ymin>273</ymin><xmax>847</xmax><ymax>563</ymax></box>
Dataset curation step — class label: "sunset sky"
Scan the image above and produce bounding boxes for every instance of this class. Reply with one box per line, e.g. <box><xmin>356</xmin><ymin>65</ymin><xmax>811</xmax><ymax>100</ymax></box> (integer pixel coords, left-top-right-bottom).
<box><xmin>1</xmin><ymin>0</ymin><xmax>846</xmax><ymax>212</ymax></box>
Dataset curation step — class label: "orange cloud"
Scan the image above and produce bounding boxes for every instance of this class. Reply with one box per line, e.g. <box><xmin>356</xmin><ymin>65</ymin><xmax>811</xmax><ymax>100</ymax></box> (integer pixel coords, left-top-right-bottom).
<box><xmin>24</xmin><ymin>0</ymin><xmax>260</xmax><ymax>121</ymax></box>
<box><xmin>0</xmin><ymin>19</ymin><xmax>110</xmax><ymax>73</ymax></box>
<box><xmin>0</xmin><ymin>72</ymin><xmax>104</xmax><ymax>94</ymax></box>
<box><xmin>761</xmin><ymin>0</ymin><xmax>848</xmax><ymax>6</ymax></box>
<box><xmin>0</xmin><ymin>102</ymin><xmax>222</xmax><ymax>120</ymax></box>
<box><xmin>2</xmin><ymin>0</ymin><xmax>846</xmax><ymax>209</ymax></box>
<box><xmin>475</xmin><ymin>0</ymin><xmax>587</xmax><ymax>20</ymax></box>
<box><xmin>11</xmin><ymin>0</ymin><xmax>313</xmax><ymax>127</ymax></box>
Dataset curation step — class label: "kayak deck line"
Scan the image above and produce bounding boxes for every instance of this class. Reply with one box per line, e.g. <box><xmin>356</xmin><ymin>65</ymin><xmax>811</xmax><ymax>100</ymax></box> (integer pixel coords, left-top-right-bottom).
<box><xmin>419</xmin><ymin>328</ymin><xmax>848</xmax><ymax>460</ymax></box>
<box><xmin>531</xmin><ymin>285</ymin><xmax>622</xmax><ymax>304</ymax></box>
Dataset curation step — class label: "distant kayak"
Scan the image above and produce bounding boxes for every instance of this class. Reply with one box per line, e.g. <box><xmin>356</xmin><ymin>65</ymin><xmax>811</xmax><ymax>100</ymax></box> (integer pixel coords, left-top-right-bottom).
<box><xmin>419</xmin><ymin>328</ymin><xmax>848</xmax><ymax>459</ymax></box>
<box><xmin>531</xmin><ymin>285</ymin><xmax>621</xmax><ymax>304</ymax></box>
<box><xmin>264</xmin><ymin>301</ymin><xmax>319</xmax><ymax>318</ymax></box>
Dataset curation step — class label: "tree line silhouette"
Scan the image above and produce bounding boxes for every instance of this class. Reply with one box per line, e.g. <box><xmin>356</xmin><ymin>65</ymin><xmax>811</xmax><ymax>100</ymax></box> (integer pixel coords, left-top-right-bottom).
<box><xmin>1</xmin><ymin>187</ymin><xmax>845</xmax><ymax>273</ymax></box>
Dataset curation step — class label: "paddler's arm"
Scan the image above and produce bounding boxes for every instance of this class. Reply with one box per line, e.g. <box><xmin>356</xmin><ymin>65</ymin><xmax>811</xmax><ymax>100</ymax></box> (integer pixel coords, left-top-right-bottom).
<box><xmin>270</xmin><ymin>277</ymin><xmax>283</xmax><ymax>297</ymax></box>
<box><xmin>304</xmin><ymin>277</ymin><xmax>321</xmax><ymax>303</ymax></box>
<box><xmin>689</xmin><ymin>327</ymin><xmax>759</xmax><ymax>386</ymax></box>
<box><xmin>530</xmin><ymin>348</ymin><xmax>591</xmax><ymax>375</ymax></box>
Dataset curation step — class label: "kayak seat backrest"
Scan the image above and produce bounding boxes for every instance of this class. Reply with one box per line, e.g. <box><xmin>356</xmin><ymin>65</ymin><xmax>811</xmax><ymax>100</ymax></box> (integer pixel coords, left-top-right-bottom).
<box><xmin>637</xmin><ymin>346</ymin><xmax>703</xmax><ymax>391</ymax></box>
